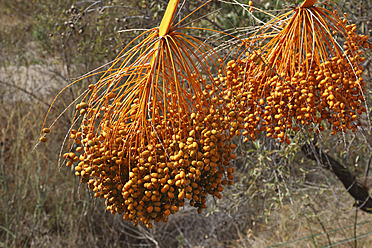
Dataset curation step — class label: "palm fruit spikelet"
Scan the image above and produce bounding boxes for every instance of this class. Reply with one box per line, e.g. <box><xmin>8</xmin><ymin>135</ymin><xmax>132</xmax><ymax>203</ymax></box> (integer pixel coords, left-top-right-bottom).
<box><xmin>221</xmin><ymin>0</ymin><xmax>371</xmax><ymax>143</ymax></box>
<box><xmin>40</xmin><ymin>0</ymin><xmax>239</xmax><ymax>229</ymax></box>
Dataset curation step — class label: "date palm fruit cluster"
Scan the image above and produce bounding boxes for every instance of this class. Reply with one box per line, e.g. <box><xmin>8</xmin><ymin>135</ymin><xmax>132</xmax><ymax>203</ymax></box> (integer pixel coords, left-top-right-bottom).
<box><xmin>217</xmin><ymin>0</ymin><xmax>371</xmax><ymax>143</ymax></box>
<box><xmin>41</xmin><ymin>0</ymin><xmax>240</xmax><ymax>228</ymax></box>
<box><xmin>65</xmin><ymin>88</ymin><xmax>236</xmax><ymax>228</ymax></box>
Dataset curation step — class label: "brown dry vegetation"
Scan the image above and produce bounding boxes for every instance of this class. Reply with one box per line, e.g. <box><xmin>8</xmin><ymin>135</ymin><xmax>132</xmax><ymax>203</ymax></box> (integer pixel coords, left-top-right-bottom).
<box><xmin>1</xmin><ymin>0</ymin><xmax>372</xmax><ymax>247</ymax></box>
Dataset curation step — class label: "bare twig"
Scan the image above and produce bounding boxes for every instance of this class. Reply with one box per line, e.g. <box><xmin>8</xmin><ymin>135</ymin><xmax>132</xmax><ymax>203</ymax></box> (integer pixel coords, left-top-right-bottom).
<box><xmin>0</xmin><ymin>79</ymin><xmax>51</xmax><ymax>108</ymax></box>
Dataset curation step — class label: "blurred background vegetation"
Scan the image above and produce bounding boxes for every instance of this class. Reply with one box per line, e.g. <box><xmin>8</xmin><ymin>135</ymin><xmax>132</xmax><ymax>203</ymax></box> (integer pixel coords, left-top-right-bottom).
<box><xmin>0</xmin><ymin>0</ymin><xmax>371</xmax><ymax>247</ymax></box>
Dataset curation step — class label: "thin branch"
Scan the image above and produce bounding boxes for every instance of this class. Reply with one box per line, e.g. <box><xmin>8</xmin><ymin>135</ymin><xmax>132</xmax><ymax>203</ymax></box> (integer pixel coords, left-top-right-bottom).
<box><xmin>0</xmin><ymin>79</ymin><xmax>52</xmax><ymax>108</ymax></box>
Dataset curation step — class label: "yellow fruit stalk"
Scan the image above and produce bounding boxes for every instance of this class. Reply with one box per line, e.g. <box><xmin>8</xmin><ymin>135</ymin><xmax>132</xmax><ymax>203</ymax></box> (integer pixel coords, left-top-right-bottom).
<box><xmin>158</xmin><ymin>0</ymin><xmax>179</xmax><ymax>36</ymax></box>
<box><xmin>300</xmin><ymin>0</ymin><xmax>317</xmax><ymax>8</ymax></box>
<box><xmin>150</xmin><ymin>0</ymin><xmax>179</xmax><ymax>66</ymax></box>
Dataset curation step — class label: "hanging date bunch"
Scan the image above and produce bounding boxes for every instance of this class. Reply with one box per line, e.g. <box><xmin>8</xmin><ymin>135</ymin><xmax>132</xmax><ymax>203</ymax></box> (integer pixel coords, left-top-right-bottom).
<box><xmin>40</xmin><ymin>0</ymin><xmax>238</xmax><ymax>228</ymax></box>
<box><xmin>221</xmin><ymin>0</ymin><xmax>371</xmax><ymax>143</ymax></box>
